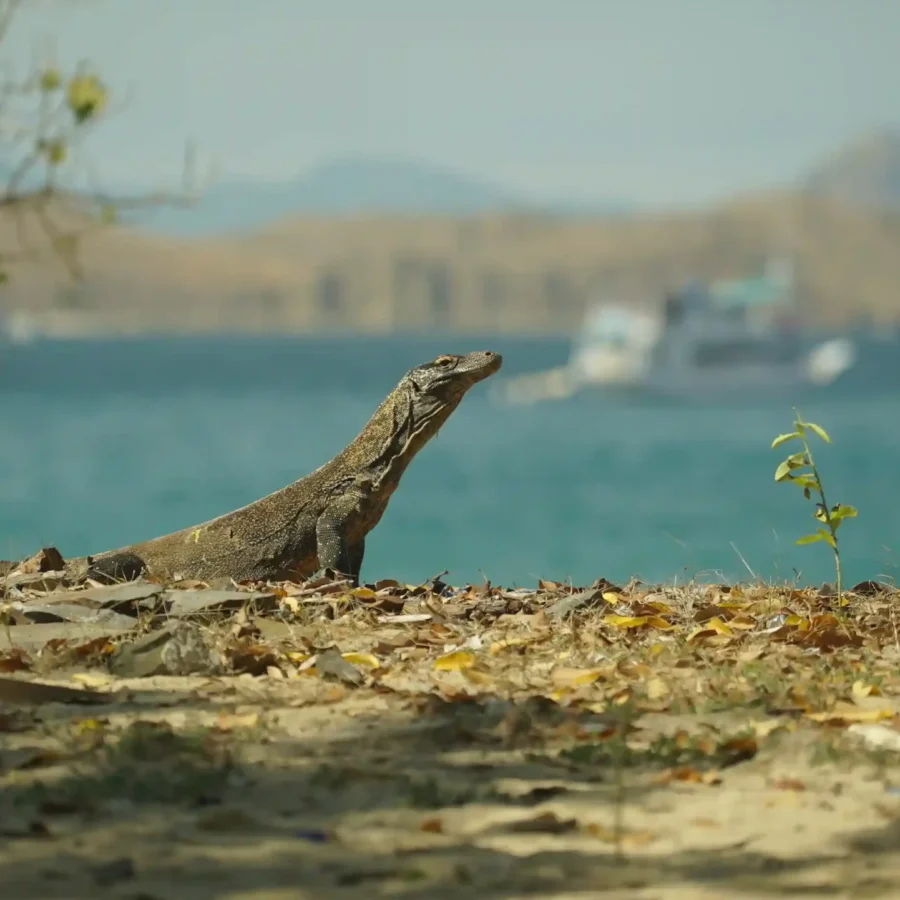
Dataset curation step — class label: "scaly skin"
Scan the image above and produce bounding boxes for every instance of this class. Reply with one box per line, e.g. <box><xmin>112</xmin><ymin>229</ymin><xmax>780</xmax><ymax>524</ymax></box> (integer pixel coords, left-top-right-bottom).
<box><xmin>69</xmin><ymin>351</ymin><xmax>502</xmax><ymax>586</ymax></box>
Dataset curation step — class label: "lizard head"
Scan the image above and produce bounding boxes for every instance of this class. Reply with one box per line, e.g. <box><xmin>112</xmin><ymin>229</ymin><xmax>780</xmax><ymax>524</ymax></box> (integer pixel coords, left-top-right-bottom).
<box><xmin>342</xmin><ymin>350</ymin><xmax>503</xmax><ymax>474</ymax></box>
<box><xmin>405</xmin><ymin>350</ymin><xmax>503</xmax><ymax>401</ymax></box>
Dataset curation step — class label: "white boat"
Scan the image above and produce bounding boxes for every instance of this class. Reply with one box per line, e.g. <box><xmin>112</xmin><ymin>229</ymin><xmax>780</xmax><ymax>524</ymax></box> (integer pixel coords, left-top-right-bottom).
<box><xmin>490</xmin><ymin>259</ymin><xmax>857</xmax><ymax>405</ymax></box>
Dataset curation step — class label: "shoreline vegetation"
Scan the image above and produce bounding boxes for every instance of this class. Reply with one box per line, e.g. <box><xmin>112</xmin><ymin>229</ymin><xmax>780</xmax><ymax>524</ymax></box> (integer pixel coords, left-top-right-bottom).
<box><xmin>2</xmin><ymin>549</ymin><xmax>900</xmax><ymax>898</ymax></box>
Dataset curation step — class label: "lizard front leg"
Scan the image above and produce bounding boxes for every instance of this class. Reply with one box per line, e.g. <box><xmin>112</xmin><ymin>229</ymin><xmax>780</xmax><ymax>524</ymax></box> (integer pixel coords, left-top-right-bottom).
<box><xmin>315</xmin><ymin>492</ymin><xmax>365</xmax><ymax>586</ymax></box>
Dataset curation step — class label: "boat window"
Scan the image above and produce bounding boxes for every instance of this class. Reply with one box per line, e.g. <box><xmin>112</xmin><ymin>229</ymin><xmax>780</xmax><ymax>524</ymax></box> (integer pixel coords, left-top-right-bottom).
<box><xmin>693</xmin><ymin>338</ymin><xmax>797</xmax><ymax>367</ymax></box>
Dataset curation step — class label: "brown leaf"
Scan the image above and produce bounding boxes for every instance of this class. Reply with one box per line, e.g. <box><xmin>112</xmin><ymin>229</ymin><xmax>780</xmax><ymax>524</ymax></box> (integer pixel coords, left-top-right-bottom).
<box><xmin>0</xmin><ymin>650</ymin><xmax>32</xmax><ymax>673</ymax></box>
<box><xmin>420</xmin><ymin>817</ymin><xmax>444</xmax><ymax>833</ymax></box>
<box><xmin>226</xmin><ymin>641</ymin><xmax>280</xmax><ymax>676</ymax></box>
<box><xmin>658</xmin><ymin>767</ymin><xmax>722</xmax><ymax>785</ymax></box>
<box><xmin>851</xmin><ymin>580</ymin><xmax>892</xmax><ymax>597</ymax></box>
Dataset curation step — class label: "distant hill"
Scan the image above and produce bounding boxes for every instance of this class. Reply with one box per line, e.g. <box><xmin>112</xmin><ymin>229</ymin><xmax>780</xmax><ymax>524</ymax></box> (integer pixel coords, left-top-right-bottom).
<box><xmin>804</xmin><ymin>130</ymin><xmax>900</xmax><ymax>210</ymax></box>
<box><xmin>126</xmin><ymin>156</ymin><xmax>633</xmax><ymax>236</ymax></box>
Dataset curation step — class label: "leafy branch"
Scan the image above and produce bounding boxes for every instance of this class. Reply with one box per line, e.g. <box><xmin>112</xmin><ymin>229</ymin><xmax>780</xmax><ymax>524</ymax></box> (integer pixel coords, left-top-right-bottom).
<box><xmin>772</xmin><ymin>411</ymin><xmax>857</xmax><ymax>602</ymax></box>
<box><xmin>0</xmin><ymin>0</ymin><xmax>213</xmax><ymax>283</ymax></box>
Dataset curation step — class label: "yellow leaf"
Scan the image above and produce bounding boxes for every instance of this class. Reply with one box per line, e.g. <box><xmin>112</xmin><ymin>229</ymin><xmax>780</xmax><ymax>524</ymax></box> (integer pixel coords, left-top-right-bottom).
<box><xmin>351</xmin><ymin>587</ymin><xmax>377</xmax><ymax>600</ymax></box>
<box><xmin>852</xmin><ymin>680</ymin><xmax>879</xmax><ymax>699</ymax></box>
<box><xmin>551</xmin><ymin>667</ymin><xmax>605</xmax><ymax>687</ymax></box>
<box><xmin>600</xmin><ymin>591</ymin><xmax>620</xmax><ymax>603</ymax></box>
<box><xmin>434</xmin><ymin>650</ymin><xmax>476</xmax><ymax>671</ymax></box>
<box><xmin>603</xmin><ymin>615</ymin><xmax>648</xmax><ymax>628</ymax></box>
<box><xmin>784</xmin><ymin>614</ymin><xmax>810</xmax><ymax>630</ymax></box>
<box><xmin>807</xmin><ymin>702</ymin><xmax>895</xmax><ymax>724</ymax></box>
<box><xmin>717</xmin><ymin>600</ymin><xmax>751</xmax><ymax>611</ymax></box>
<box><xmin>645</xmin><ymin>616</ymin><xmax>675</xmax><ymax>630</ymax></box>
<box><xmin>341</xmin><ymin>652</ymin><xmax>380</xmax><ymax>669</ymax></box>
<box><xmin>645</xmin><ymin>601</ymin><xmax>675</xmax><ymax>615</ymax></box>
<box><xmin>646</xmin><ymin>677</ymin><xmax>670</xmax><ymax>700</ymax></box>
<box><xmin>286</xmin><ymin>651</ymin><xmax>311</xmax><ymax>664</ymax></box>
<box><xmin>705</xmin><ymin>617</ymin><xmax>734</xmax><ymax>636</ymax></box>
<box><xmin>73</xmin><ymin>718</ymin><xmax>105</xmax><ymax>736</ymax></box>
<box><xmin>67</xmin><ymin>73</ymin><xmax>108</xmax><ymax>123</ymax></box>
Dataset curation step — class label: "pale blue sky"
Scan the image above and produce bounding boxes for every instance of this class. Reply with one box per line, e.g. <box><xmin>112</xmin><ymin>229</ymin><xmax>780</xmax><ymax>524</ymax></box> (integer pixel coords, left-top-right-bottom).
<box><xmin>11</xmin><ymin>0</ymin><xmax>900</xmax><ymax>205</ymax></box>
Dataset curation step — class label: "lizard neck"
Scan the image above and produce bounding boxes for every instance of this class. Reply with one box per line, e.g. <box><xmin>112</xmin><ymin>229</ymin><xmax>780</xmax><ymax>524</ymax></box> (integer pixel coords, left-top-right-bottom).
<box><xmin>330</xmin><ymin>384</ymin><xmax>460</xmax><ymax>488</ymax></box>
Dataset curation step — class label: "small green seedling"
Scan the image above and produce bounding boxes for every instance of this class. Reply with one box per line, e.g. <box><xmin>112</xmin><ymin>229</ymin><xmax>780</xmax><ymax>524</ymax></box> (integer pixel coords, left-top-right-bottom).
<box><xmin>772</xmin><ymin>411</ymin><xmax>857</xmax><ymax>602</ymax></box>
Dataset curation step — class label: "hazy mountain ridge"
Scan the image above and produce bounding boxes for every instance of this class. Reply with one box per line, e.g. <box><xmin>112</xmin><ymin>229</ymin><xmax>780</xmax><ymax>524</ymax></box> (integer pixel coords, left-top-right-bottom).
<box><xmin>126</xmin><ymin>156</ymin><xmax>634</xmax><ymax>236</ymax></box>
<box><xmin>804</xmin><ymin>130</ymin><xmax>900</xmax><ymax>210</ymax></box>
<box><xmin>6</xmin><ymin>131</ymin><xmax>900</xmax><ymax>238</ymax></box>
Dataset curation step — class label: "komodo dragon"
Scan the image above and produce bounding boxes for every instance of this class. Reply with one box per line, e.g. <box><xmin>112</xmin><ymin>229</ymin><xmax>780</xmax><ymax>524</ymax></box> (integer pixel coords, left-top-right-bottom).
<box><xmin>68</xmin><ymin>350</ymin><xmax>502</xmax><ymax>586</ymax></box>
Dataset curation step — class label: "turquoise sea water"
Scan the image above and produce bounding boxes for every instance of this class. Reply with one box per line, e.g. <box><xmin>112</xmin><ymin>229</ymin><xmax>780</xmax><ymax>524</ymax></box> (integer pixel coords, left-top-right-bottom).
<box><xmin>2</xmin><ymin>334</ymin><xmax>899</xmax><ymax>588</ymax></box>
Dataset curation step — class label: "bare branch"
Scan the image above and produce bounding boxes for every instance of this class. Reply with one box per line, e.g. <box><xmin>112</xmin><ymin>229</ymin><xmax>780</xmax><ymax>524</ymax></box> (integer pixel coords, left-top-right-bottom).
<box><xmin>0</xmin><ymin>0</ymin><xmax>209</xmax><ymax>282</ymax></box>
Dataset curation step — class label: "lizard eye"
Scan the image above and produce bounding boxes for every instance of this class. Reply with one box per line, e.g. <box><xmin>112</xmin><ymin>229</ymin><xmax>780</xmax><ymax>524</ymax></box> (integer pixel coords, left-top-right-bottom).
<box><xmin>435</xmin><ymin>356</ymin><xmax>455</xmax><ymax>369</ymax></box>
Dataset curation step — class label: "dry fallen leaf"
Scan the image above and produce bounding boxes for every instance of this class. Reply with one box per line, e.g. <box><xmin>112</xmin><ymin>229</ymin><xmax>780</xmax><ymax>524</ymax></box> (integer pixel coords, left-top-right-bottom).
<box><xmin>604</xmin><ymin>614</ymin><xmax>674</xmax><ymax>631</ymax></box>
<box><xmin>551</xmin><ymin>667</ymin><xmax>605</xmax><ymax>688</ymax></box>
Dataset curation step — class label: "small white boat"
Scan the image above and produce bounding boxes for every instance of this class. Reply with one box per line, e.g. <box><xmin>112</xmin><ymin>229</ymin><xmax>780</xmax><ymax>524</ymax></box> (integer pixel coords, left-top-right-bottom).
<box><xmin>490</xmin><ymin>258</ymin><xmax>857</xmax><ymax>405</ymax></box>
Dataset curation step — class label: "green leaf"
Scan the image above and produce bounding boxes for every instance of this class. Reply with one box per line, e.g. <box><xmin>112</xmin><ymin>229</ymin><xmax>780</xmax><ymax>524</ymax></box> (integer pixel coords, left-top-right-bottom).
<box><xmin>796</xmin><ymin>528</ymin><xmax>836</xmax><ymax>548</ymax></box>
<box><xmin>793</xmin><ymin>475</ymin><xmax>820</xmax><ymax>491</ymax></box>
<box><xmin>774</xmin><ymin>461</ymin><xmax>794</xmax><ymax>482</ymax></box>
<box><xmin>785</xmin><ymin>451</ymin><xmax>810</xmax><ymax>469</ymax></box>
<box><xmin>771</xmin><ymin>432</ymin><xmax>801</xmax><ymax>449</ymax></box>
<box><xmin>805</xmin><ymin>421</ymin><xmax>831</xmax><ymax>443</ymax></box>
<box><xmin>831</xmin><ymin>504</ymin><xmax>858</xmax><ymax>521</ymax></box>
